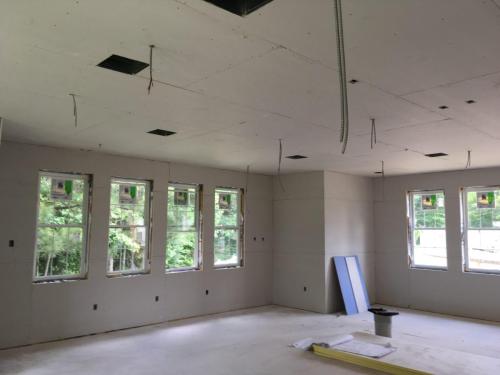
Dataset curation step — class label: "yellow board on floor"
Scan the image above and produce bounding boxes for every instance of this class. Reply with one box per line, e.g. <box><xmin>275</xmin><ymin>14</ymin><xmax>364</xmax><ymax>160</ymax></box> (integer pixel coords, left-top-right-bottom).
<box><xmin>312</xmin><ymin>345</ymin><xmax>432</xmax><ymax>375</ymax></box>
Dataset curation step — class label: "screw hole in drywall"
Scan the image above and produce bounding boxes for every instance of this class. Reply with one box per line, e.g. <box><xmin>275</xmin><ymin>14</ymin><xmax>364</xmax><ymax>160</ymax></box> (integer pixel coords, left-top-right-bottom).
<box><xmin>155</xmin><ymin>296</ymin><xmax>159</xmax><ymax>302</ymax></box>
<box><xmin>8</xmin><ymin>240</ymin><xmax>14</xmax><ymax>247</ymax></box>
<box><xmin>205</xmin><ymin>290</ymin><xmax>209</xmax><ymax>295</ymax></box>
<box><xmin>303</xmin><ymin>286</ymin><xmax>308</xmax><ymax>292</ymax></box>
<box><xmin>93</xmin><ymin>304</ymin><xmax>98</xmax><ymax>311</ymax></box>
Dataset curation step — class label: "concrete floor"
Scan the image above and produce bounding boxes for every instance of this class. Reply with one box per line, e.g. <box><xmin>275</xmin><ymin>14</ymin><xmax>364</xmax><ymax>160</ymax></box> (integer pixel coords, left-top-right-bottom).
<box><xmin>1</xmin><ymin>305</ymin><xmax>500</xmax><ymax>375</ymax></box>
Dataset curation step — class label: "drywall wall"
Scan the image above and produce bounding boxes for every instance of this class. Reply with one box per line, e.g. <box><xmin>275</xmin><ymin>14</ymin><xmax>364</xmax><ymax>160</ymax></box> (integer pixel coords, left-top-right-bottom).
<box><xmin>324</xmin><ymin>171</ymin><xmax>375</xmax><ymax>313</ymax></box>
<box><xmin>272</xmin><ymin>172</ymin><xmax>327</xmax><ymax>313</ymax></box>
<box><xmin>272</xmin><ymin>171</ymin><xmax>374</xmax><ymax>313</ymax></box>
<box><xmin>0</xmin><ymin>141</ymin><xmax>273</xmax><ymax>349</ymax></box>
<box><xmin>374</xmin><ymin>168</ymin><xmax>500</xmax><ymax>322</ymax></box>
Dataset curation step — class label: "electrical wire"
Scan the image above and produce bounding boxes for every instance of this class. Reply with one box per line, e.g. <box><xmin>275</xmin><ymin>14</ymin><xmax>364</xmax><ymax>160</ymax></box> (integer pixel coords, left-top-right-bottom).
<box><xmin>245</xmin><ymin>165</ymin><xmax>250</xmax><ymax>195</ymax></box>
<box><xmin>278</xmin><ymin>139</ymin><xmax>285</xmax><ymax>192</ymax></box>
<box><xmin>371</xmin><ymin>118</ymin><xmax>377</xmax><ymax>149</ymax></box>
<box><xmin>148</xmin><ymin>45</ymin><xmax>155</xmax><ymax>94</ymax></box>
<box><xmin>69</xmin><ymin>94</ymin><xmax>77</xmax><ymax>128</ymax></box>
<box><xmin>0</xmin><ymin>117</ymin><xmax>4</xmax><ymax>145</ymax></box>
<box><xmin>466</xmin><ymin>150</ymin><xmax>471</xmax><ymax>169</ymax></box>
<box><xmin>333</xmin><ymin>0</ymin><xmax>349</xmax><ymax>154</ymax></box>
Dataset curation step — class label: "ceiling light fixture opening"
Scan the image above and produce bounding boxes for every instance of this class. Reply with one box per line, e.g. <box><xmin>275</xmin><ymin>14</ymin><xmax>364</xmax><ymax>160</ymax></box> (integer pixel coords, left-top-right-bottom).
<box><xmin>147</xmin><ymin>129</ymin><xmax>176</xmax><ymax>137</ymax></box>
<box><xmin>286</xmin><ymin>155</ymin><xmax>308</xmax><ymax>160</ymax></box>
<box><xmin>97</xmin><ymin>55</ymin><xmax>149</xmax><ymax>75</ymax></box>
<box><xmin>425</xmin><ymin>152</ymin><xmax>448</xmax><ymax>158</ymax></box>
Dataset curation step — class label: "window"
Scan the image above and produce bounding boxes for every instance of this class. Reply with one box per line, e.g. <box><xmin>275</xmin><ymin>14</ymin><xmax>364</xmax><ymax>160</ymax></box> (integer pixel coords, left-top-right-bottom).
<box><xmin>166</xmin><ymin>183</ymin><xmax>202</xmax><ymax>271</ymax></box>
<box><xmin>34</xmin><ymin>172</ymin><xmax>90</xmax><ymax>281</ymax></box>
<box><xmin>107</xmin><ymin>178</ymin><xmax>151</xmax><ymax>275</ymax></box>
<box><xmin>462</xmin><ymin>187</ymin><xmax>500</xmax><ymax>273</ymax></box>
<box><xmin>214</xmin><ymin>188</ymin><xmax>244</xmax><ymax>267</ymax></box>
<box><xmin>407</xmin><ymin>190</ymin><xmax>447</xmax><ymax>269</ymax></box>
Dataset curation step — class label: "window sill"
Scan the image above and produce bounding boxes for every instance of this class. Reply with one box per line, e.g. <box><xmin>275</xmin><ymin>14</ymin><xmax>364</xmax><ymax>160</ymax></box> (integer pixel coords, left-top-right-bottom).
<box><xmin>409</xmin><ymin>266</ymin><xmax>448</xmax><ymax>272</ymax></box>
<box><xmin>33</xmin><ymin>276</ymin><xmax>86</xmax><ymax>284</ymax></box>
<box><xmin>464</xmin><ymin>269</ymin><xmax>500</xmax><ymax>276</ymax></box>
<box><xmin>106</xmin><ymin>271</ymin><xmax>150</xmax><ymax>279</ymax></box>
<box><xmin>166</xmin><ymin>268</ymin><xmax>202</xmax><ymax>274</ymax></box>
<box><xmin>214</xmin><ymin>264</ymin><xmax>244</xmax><ymax>271</ymax></box>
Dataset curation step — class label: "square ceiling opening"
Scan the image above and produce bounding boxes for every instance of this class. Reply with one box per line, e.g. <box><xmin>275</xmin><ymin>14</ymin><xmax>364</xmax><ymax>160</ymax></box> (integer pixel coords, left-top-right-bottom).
<box><xmin>203</xmin><ymin>0</ymin><xmax>274</xmax><ymax>16</ymax></box>
<box><xmin>286</xmin><ymin>155</ymin><xmax>308</xmax><ymax>160</ymax></box>
<box><xmin>148</xmin><ymin>129</ymin><xmax>176</xmax><ymax>137</ymax></box>
<box><xmin>425</xmin><ymin>152</ymin><xmax>448</xmax><ymax>158</ymax></box>
<box><xmin>97</xmin><ymin>55</ymin><xmax>149</xmax><ymax>75</ymax></box>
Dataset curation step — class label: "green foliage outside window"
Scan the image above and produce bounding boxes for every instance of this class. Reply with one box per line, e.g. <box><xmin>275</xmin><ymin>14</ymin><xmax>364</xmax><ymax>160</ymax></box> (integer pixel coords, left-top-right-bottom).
<box><xmin>467</xmin><ymin>191</ymin><xmax>500</xmax><ymax>229</ymax></box>
<box><xmin>35</xmin><ymin>176</ymin><xmax>86</xmax><ymax>278</ymax></box>
<box><xmin>214</xmin><ymin>189</ymin><xmax>240</xmax><ymax>266</ymax></box>
<box><xmin>108</xmin><ymin>181</ymin><xmax>148</xmax><ymax>273</ymax></box>
<box><xmin>166</xmin><ymin>186</ymin><xmax>198</xmax><ymax>270</ymax></box>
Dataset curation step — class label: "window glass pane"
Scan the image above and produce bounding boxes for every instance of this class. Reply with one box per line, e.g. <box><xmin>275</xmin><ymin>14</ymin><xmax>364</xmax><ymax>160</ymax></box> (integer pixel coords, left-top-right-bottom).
<box><xmin>38</xmin><ymin>176</ymin><xmax>84</xmax><ymax>225</ymax></box>
<box><xmin>108</xmin><ymin>179</ymin><xmax>149</xmax><ymax>274</ymax></box>
<box><xmin>108</xmin><ymin>227</ymin><xmax>146</xmax><ymax>272</ymax></box>
<box><xmin>166</xmin><ymin>232</ymin><xmax>196</xmax><ymax>269</ymax></box>
<box><xmin>214</xmin><ymin>229</ymin><xmax>239</xmax><ymax>266</ymax></box>
<box><xmin>167</xmin><ymin>187</ymin><xmax>196</xmax><ymax>230</ymax></box>
<box><xmin>35</xmin><ymin>173</ymin><xmax>88</xmax><ymax>280</ymax></box>
<box><xmin>410</xmin><ymin>191</ymin><xmax>447</xmax><ymax>268</ymax></box>
<box><xmin>466</xmin><ymin>189</ymin><xmax>500</xmax><ymax>271</ymax></box>
<box><xmin>35</xmin><ymin>227</ymin><xmax>83</xmax><ymax>277</ymax></box>
<box><xmin>109</xmin><ymin>182</ymin><xmax>146</xmax><ymax>226</ymax></box>
<box><xmin>166</xmin><ymin>185</ymin><xmax>199</xmax><ymax>270</ymax></box>
<box><xmin>215</xmin><ymin>190</ymin><xmax>238</xmax><ymax>227</ymax></box>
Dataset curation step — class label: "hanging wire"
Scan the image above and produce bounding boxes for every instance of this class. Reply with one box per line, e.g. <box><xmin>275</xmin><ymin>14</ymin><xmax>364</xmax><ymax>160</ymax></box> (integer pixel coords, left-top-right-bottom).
<box><xmin>0</xmin><ymin>117</ymin><xmax>4</xmax><ymax>145</ymax></box>
<box><xmin>277</xmin><ymin>139</ymin><xmax>285</xmax><ymax>192</ymax></box>
<box><xmin>370</xmin><ymin>118</ymin><xmax>377</xmax><ymax>149</ymax></box>
<box><xmin>69</xmin><ymin>94</ymin><xmax>77</xmax><ymax>128</ymax></box>
<box><xmin>333</xmin><ymin>0</ymin><xmax>349</xmax><ymax>154</ymax></box>
<box><xmin>148</xmin><ymin>45</ymin><xmax>155</xmax><ymax>94</ymax></box>
<box><xmin>245</xmin><ymin>165</ymin><xmax>250</xmax><ymax>194</ymax></box>
<box><xmin>381</xmin><ymin>160</ymin><xmax>385</xmax><ymax>201</ymax></box>
<box><xmin>466</xmin><ymin>150</ymin><xmax>471</xmax><ymax>169</ymax></box>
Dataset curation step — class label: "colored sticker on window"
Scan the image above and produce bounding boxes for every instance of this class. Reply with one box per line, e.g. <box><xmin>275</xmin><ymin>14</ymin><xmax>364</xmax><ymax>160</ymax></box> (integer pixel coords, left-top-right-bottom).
<box><xmin>477</xmin><ymin>192</ymin><xmax>495</xmax><ymax>209</ymax></box>
<box><xmin>50</xmin><ymin>178</ymin><xmax>73</xmax><ymax>201</ymax></box>
<box><xmin>174</xmin><ymin>190</ymin><xmax>188</xmax><ymax>206</ymax></box>
<box><xmin>421</xmin><ymin>194</ymin><xmax>437</xmax><ymax>210</ymax></box>
<box><xmin>119</xmin><ymin>184</ymin><xmax>137</xmax><ymax>204</ymax></box>
<box><xmin>218</xmin><ymin>193</ymin><xmax>232</xmax><ymax>209</ymax></box>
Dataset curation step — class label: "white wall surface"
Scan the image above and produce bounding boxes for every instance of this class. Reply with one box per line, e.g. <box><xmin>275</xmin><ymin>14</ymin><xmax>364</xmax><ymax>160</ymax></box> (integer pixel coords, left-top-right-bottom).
<box><xmin>374</xmin><ymin>168</ymin><xmax>500</xmax><ymax>322</ymax></box>
<box><xmin>272</xmin><ymin>172</ymin><xmax>327</xmax><ymax>313</ymax></box>
<box><xmin>272</xmin><ymin>171</ymin><xmax>375</xmax><ymax>314</ymax></box>
<box><xmin>0</xmin><ymin>142</ymin><xmax>273</xmax><ymax>349</ymax></box>
<box><xmin>324</xmin><ymin>171</ymin><xmax>375</xmax><ymax>313</ymax></box>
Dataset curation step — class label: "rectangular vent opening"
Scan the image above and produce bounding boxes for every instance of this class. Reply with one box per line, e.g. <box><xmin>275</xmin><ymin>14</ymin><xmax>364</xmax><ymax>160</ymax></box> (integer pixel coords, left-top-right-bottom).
<box><xmin>148</xmin><ymin>129</ymin><xmax>176</xmax><ymax>137</ymax></box>
<box><xmin>425</xmin><ymin>152</ymin><xmax>448</xmax><ymax>158</ymax></box>
<box><xmin>97</xmin><ymin>55</ymin><xmax>149</xmax><ymax>75</ymax></box>
<box><xmin>203</xmin><ymin>0</ymin><xmax>274</xmax><ymax>16</ymax></box>
<box><xmin>286</xmin><ymin>155</ymin><xmax>308</xmax><ymax>160</ymax></box>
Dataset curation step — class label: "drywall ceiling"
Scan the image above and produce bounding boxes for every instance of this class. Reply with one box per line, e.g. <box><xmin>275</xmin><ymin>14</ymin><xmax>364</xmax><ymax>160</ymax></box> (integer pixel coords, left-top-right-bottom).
<box><xmin>1</xmin><ymin>0</ymin><xmax>500</xmax><ymax>176</ymax></box>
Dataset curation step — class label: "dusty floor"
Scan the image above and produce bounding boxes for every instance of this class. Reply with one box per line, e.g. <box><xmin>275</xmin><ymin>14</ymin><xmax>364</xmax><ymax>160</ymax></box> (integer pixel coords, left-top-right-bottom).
<box><xmin>1</xmin><ymin>305</ymin><xmax>500</xmax><ymax>375</ymax></box>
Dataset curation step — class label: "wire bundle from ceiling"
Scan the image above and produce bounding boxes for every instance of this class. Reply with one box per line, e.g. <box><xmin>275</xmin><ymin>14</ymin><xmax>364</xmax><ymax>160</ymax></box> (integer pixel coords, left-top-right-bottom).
<box><xmin>69</xmin><ymin>93</ymin><xmax>78</xmax><ymax>128</ymax></box>
<box><xmin>148</xmin><ymin>45</ymin><xmax>155</xmax><ymax>94</ymax></box>
<box><xmin>333</xmin><ymin>0</ymin><xmax>349</xmax><ymax>154</ymax></box>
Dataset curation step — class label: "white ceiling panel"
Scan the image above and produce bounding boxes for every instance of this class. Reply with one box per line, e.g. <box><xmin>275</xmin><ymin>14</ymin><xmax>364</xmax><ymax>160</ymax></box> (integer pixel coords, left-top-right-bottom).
<box><xmin>2</xmin><ymin>0</ymin><xmax>500</xmax><ymax>176</ymax></box>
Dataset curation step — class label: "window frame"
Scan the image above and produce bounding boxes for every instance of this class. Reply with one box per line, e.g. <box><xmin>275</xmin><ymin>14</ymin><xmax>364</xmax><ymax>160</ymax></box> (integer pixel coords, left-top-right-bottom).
<box><xmin>213</xmin><ymin>187</ymin><xmax>244</xmax><ymax>269</ymax></box>
<box><xmin>407</xmin><ymin>189</ymin><xmax>448</xmax><ymax>271</ymax></box>
<box><xmin>107</xmin><ymin>177</ymin><xmax>153</xmax><ymax>277</ymax></box>
<box><xmin>33</xmin><ymin>171</ymin><xmax>92</xmax><ymax>282</ymax></box>
<box><xmin>166</xmin><ymin>182</ymin><xmax>203</xmax><ymax>273</ymax></box>
<box><xmin>461</xmin><ymin>185</ymin><xmax>500</xmax><ymax>275</ymax></box>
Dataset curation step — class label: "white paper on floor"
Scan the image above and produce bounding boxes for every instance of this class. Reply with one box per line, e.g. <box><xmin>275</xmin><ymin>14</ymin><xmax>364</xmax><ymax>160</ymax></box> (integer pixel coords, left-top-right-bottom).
<box><xmin>291</xmin><ymin>334</ymin><xmax>396</xmax><ymax>358</ymax></box>
<box><xmin>333</xmin><ymin>340</ymin><xmax>396</xmax><ymax>358</ymax></box>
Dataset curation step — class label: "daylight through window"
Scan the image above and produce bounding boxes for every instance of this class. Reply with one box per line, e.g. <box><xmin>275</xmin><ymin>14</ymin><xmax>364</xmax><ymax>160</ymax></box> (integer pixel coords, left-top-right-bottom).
<box><xmin>108</xmin><ymin>178</ymin><xmax>151</xmax><ymax>274</ymax></box>
<box><xmin>166</xmin><ymin>183</ymin><xmax>202</xmax><ymax>271</ymax></box>
<box><xmin>34</xmin><ymin>172</ymin><xmax>90</xmax><ymax>281</ymax></box>
<box><xmin>408</xmin><ymin>190</ymin><xmax>447</xmax><ymax>269</ymax></box>
<box><xmin>214</xmin><ymin>188</ymin><xmax>243</xmax><ymax>267</ymax></box>
<box><xmin>463</xmin><ymin>187</ymin><xmax>500</xmax><ymax>273</ymax></box>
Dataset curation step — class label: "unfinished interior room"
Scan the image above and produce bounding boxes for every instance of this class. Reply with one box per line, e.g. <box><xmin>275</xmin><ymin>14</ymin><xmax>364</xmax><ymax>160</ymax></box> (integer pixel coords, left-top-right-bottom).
<box><xmin>2</xmin><ymin>0</ymin><xmax>500</xmax><ymax>374</ymax></box>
